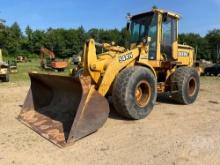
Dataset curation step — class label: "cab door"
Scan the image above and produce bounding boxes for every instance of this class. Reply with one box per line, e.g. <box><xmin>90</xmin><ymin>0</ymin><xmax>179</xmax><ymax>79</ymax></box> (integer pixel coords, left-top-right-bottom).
<box><xmin>161</xmin><ymin>15</ymin><xmax>178</xmax><ymax>61</ymax></box>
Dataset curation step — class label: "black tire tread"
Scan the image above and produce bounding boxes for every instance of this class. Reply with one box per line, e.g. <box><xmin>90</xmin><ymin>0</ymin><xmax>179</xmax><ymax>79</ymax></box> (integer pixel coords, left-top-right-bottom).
<box><xmin>172</xmin><ymin>67</ymin><xmax>199</xmax><ymax>104</ymax></box>
<box><xmin>113</xmin><ymin>67</ymin><xmax>136</xmax><ymax>119</ymax></box>
<box><xmin>112</xmin><ymin>66</ymin><xmax>156</xmax><ymax>119</ymax></box>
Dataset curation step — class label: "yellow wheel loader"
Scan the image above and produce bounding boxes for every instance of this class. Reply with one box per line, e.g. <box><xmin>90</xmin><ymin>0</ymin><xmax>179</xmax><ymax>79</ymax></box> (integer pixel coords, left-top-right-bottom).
<box><xmin>18</xmin><ymin>8</ymin><xmax>200</xmax><ymax>147</ymax></box>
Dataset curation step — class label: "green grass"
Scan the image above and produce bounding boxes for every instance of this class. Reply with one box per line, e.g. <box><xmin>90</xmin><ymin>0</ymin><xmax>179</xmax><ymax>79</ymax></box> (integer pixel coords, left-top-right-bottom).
<box><xmin>7</xmin><ymin>60</ymin><xmax>220</xmax><ymax>83</ymax></box>
<box><xmin>9</xmin><ymin>59</ymin><xmax>72</xmax><ymax>83</ymax></box>
<box><xmin>200</xmin><ymin>75</ymin><xmax>220</xmax><ymax>81</ymax></box>
<box><xmin>2</xmin><ymin>57</ymin><xmax>220</xmax><ymax>85</ymax></box>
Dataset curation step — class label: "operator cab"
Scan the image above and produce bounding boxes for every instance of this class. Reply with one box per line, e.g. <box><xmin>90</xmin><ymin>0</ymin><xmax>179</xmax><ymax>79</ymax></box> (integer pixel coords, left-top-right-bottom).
<box><xmin>128</xmin><ymin>9</ymin><xmax>180</xmax><ymax>61</ymax></box>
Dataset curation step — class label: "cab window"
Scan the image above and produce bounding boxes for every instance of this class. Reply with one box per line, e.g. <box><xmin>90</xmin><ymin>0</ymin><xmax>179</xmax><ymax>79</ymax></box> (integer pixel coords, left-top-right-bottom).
<box><xmin>130</xmin><ymin>13</ymin><xmax>158</xmax><ymax>60</ymax></box>
<box><xmin>161</xmin><ymin>16</ymin><xmax>177</xmax><ymax>60</ymax></box>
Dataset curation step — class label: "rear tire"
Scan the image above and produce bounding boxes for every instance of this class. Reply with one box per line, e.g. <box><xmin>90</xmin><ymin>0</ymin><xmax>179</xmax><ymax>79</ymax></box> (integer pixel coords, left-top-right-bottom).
<box><xmin>172</xmin><ymin>67</ymin><xmax>200</xmax><ymax>105</ymax></box>
<box><xmin>112</xmin><ymin>66</ymin><xmax>157</xmax><ymax>120</ymax></box>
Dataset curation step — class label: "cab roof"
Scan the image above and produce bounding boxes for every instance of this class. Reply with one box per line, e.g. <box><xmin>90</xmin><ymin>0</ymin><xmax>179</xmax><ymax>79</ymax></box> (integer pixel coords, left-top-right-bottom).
<box><xmin>130</xmin><ymin>8</ymin><xmax>181</xmax><ymax>20</ymax></box>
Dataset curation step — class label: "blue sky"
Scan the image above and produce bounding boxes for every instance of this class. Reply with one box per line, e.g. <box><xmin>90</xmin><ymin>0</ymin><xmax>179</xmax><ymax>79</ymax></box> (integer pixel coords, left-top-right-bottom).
<box><xmin>1</xmin><ymin>0</ymin><xmax>220</xmax><ymax>35</ymax></box>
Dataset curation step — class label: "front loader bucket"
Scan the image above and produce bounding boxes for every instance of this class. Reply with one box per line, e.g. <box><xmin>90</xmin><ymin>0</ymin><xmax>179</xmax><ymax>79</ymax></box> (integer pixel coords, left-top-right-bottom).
<box><xmin>18</xmin><ymin>73</ymin><xmax>109</xmax><ymax>147</ymax></box>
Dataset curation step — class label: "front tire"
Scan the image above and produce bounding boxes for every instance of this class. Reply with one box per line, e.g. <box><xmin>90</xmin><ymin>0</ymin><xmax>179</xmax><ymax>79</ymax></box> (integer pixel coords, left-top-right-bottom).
<box><xmin>172</xmin><ymin>67</ymin><xmax>200</xmax><ymax>105</ymax></box>
<box><xmin>112</xmin><ymin>66</ymin><xmax>157</xmax><ymax>120</ymax></box>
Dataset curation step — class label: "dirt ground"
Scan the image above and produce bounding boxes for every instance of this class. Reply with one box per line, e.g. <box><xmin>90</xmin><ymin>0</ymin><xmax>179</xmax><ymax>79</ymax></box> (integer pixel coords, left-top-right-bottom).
<box><xmin>0</xmin><ymin>78</ymin><xmax>220</xmax><ymax>165</ymax></box>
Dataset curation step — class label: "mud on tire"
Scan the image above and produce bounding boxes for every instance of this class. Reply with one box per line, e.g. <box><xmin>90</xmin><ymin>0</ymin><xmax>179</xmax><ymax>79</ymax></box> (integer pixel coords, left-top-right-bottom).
<box><xmin>112</xmin><ymin>66</ymin><xmax>157</xmax><ymax>120</ymax></box>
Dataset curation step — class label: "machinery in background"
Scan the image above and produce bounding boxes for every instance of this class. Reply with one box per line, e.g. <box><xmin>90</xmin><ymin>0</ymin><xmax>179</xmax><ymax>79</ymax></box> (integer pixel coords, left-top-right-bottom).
<box><xmin>0</xmin><ymin>49</ymin><xmax>9</xmax><ymax>82</ymax></box>
<box><xmin>40</xmin><ymin>48</ymin><xmax>68</xmax><ymax>72</ymax></box>
<box><xmin>16</xmin><ymin>56</ymin><xmax>30</xmax><ymax>63</ymax></box>
<box><xmin>204</xmin><ymin>63</ymin><xmax>220</xmax><ymax>76</ymax></box>
<box><xmin>72</xmin><ymin>51</ymin><xmax>82</xmax><ymax>65</ymax></box>
<box><xmin>8</xmin><ymin>60</ymin><xmax>18</xmax><ymax>73</ymax></box>
<box><xmin>69</xmin><ymin>51</ymin><xmax>83</xmax><ymax>76</ymax></box>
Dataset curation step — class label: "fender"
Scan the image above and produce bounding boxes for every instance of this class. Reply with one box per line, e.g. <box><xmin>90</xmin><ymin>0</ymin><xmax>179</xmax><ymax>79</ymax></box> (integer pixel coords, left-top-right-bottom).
<box><xmin>136</xmin><ymin>61</ymin><xmax>157</xmax><ymax>77</ymax></box>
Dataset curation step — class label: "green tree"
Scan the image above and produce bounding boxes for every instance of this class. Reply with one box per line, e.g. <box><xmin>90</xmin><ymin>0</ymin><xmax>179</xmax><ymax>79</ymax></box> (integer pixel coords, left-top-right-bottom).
<box><xmin>45</xmin><ymin>28</ymin><xmax>66</xmax><ymax>57</ymax></box>
<box><xmin>205</xmin><ymin>29</ymin><xmax>220</xmax><ymax>62</ymax></box>
<box><xmin>22</xmin><ymin>25</ymin><xmax>34</xmax><ymax>54</ymax></box>
<box><xmin>25</xmin><ymin>25</ymin><xmax>33</xmax><ymax>40</ymax></box>
<box><xmin>179</xmin><ymin>33</ymin><xmax>210</xmax><ymax>60</ymax></box>
<box><xmin>31</xmin><ymin>30</ymin><xmax>46</xmax><ymax>54</ymax></box>
<box><xmin>5</xmin><ymin>22</ymin><xmax>22</xmax><ymax>55</ymax></box>
<box><xmin>119</xmin><ymin>27</ymin><xmax>130</xmax><ymax>48</ymax></box>
<box><xmin>0</xmin><ymin>19</ymin><xmax>7</xmax><ymax>50</ymax></box>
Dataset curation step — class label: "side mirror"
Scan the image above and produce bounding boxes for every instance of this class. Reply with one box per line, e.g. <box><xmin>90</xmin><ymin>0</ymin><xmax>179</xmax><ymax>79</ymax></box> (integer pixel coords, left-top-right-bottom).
<box><xmin>126</xmin><ymin>22</ymin><xmax>130</xmax><ymax>31</ymax></box>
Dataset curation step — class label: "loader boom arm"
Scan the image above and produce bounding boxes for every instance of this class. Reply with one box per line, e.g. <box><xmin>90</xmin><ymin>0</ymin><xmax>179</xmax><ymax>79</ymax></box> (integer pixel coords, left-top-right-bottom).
<box><xmin>97</xmin><ymin>48</ymin><xmax>140</xmax><ymax>96</ymax></box>
<box><xmin>83</xmin><ymin>39</ymin><xmax>149</xmax><ymax>96</ymax></box>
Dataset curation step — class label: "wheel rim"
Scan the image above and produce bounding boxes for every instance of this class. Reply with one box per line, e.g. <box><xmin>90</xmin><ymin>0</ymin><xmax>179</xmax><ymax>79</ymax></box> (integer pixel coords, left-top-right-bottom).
<box><xmin>135</xmin><ymin>80</ymin><xmax>151</xmax><ymax>107</ymax></box>
<box><xmin>188</xmin><ymin>77</ymin><xmax>197</xmax><ymax>97</ymax></box>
